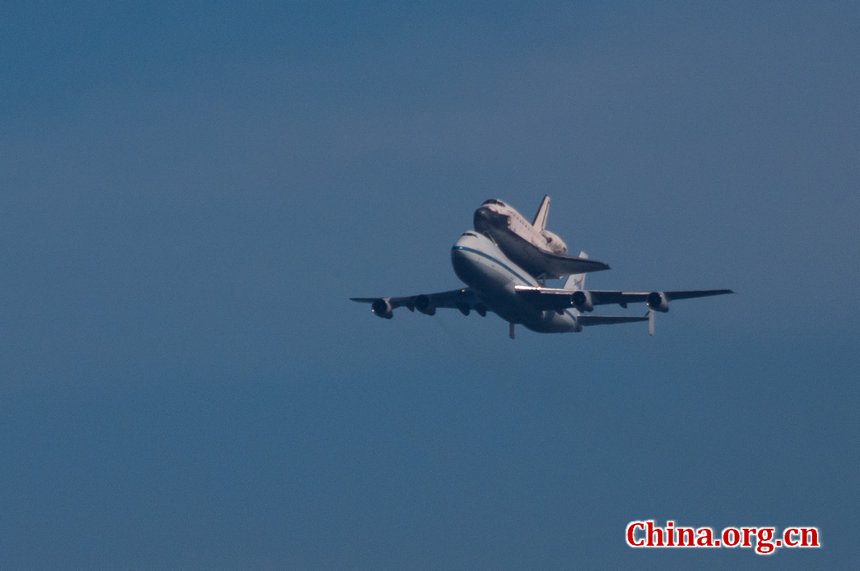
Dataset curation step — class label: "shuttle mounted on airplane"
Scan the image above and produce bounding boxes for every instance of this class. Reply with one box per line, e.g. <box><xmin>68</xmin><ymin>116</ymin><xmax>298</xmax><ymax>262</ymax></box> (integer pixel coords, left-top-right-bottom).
<box><xmin>473</xmin><ymin>195</ymin><xmax>609</xmax><ymax>279</ymax></box>
<box><xmin>352</xmin><ymin>198</ymin><xmax>733</xmax><ymax>339</ymax></box>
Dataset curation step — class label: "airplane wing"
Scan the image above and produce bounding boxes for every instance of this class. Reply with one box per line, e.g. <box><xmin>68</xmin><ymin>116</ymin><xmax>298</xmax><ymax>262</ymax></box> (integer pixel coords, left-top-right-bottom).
<box><xmin>514</xmin><ymin>285</ymin><xmax>734</xmax><ymax>311</ymax></box>
<box><xmin>351</xmin><ymin>288</ymin><xmax>489</xmax><ymax>318</ymax></box>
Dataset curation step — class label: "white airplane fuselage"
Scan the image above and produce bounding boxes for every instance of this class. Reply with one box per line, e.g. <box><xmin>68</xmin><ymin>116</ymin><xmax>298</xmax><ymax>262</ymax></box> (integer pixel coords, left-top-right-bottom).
<box><xmin>451</xmin><ymin>231</ymin><xmax>584</xmax><ymax>333</ymax></box>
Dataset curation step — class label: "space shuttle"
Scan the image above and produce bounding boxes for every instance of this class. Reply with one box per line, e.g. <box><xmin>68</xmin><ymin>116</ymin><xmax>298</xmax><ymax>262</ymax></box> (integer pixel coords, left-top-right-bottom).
<box><xmin>473</xmin><ymin>195</ymin><xmax>610</xmax><ymax>279</ymax></box>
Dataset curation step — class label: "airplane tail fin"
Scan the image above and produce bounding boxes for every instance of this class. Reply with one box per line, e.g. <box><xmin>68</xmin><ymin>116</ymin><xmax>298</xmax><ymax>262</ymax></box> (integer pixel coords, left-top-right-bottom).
<box><xmin>532</xmin><ymin>195</ymin><xmax>551</xmax><ymax>231</ymax></box>
<box><xmin>562</xmin><ymin>251</ymin><xmax>588</xmax><ymax>290</ymax></box>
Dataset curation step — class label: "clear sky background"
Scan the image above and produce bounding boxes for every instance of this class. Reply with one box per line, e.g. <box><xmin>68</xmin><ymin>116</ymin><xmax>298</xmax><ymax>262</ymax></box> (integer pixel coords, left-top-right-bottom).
<box><xmin>2</xmin><ymin>2</ymin><xmax>858</xmax><ymax>568</ymax></box>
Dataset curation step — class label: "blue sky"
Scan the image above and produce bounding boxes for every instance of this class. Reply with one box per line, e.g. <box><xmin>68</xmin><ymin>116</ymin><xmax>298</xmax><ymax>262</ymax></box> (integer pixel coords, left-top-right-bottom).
<box><xmin>1</xmin><ymin>2</ymin><xmax>858</xmax><ymax>568</ymax></box>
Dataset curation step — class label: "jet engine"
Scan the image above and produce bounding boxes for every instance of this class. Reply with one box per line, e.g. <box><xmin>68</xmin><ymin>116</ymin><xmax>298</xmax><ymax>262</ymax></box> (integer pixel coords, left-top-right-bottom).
<box><xmin>571</xmin><ymin>290</ymin><xmax>594</xmax><ymax>312</ymax></box>
<box><xmin>371</xmin><ymin>298</ymin><xmax>394</xmax><ymax>319</ymax></box>
<box><xmin>414</xmin><ymin>294</ymin><xmax>436</xmax><ymax>316</ymax></box>
<box><xmin>646</xmin><ymin>291</ymin><xmax>670</xmax><ymax>313</ymax></box>
<box><xmin>540</xmin><ymin>230</ymin><xmax>568</xmax><ymax>254</ymax></box>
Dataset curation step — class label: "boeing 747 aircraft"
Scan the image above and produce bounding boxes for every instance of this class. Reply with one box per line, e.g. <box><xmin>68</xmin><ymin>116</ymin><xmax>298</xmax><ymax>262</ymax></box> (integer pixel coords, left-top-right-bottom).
<box><xmin>352</xmin><ymin>230</ymin><xmax>732</xmax><ymax>339</ymax></box>
<box><xmin>473</xmin><ymin>195</ymin><xmax>610</xmax><ymax>279</ymax></box>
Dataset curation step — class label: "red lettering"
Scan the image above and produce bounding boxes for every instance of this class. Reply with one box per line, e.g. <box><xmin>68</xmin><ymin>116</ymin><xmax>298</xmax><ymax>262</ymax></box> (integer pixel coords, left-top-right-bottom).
<box><xmin>796</xmin><ymin>527</ymin><xmax>819</xmax><ymax>547</ymax></box>
<box><xmin>756</xmin><ymin>528</ymin><xmax>775</xmax><ymax>555</ymax></box>
<box><xmin>626</xmin><ymin>522</ymin><xmax>645</xmax><ymax>547</ymax></box>
<box><xmin>722</xmin><ymin>527</ymin><xmax>741</xmax><ymax>547</ymax></box>
<box><xmin>696</xmin><ymin>527</ymin><xmax>714</xmax><ymax>547</ymax></box>
<box><xmin>647</xmin><ymin>520</ymin><xmax>665</xmax><ymax>547</ymax></box>
<box><xmin>677</xmin><ymin>527</ymin><xmax>695</xmax><ymax>546</ymax></box>
<box><xmin>624</xmin><ymin>521</ymin><xmax>820</xmax><ymax>552</ymax></box>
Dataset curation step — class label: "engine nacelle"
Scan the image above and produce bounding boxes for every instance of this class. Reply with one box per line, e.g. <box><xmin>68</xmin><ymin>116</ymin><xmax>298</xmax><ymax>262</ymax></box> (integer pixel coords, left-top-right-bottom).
<box><xmin>540</xmin><ymin>229</ymin><xmax>568</xmax><ymax>254</ymax></box>
<box><xmin>571</xmin><ymin>290</ymin><xmax>594</xmax><ymax>312</ymax></box>
<box><xmin>414</xmin><ymin>294</ymin><xmax>436</xmax><ymax>316</ymax></box>
<box><xmin>371</xmin><ymin>298</ymin><xmax>394</xmax><ymax>319</ymax></box>
<box><xmin>646</xmin><ymin>291</ymin><xmax>670</xmax><ymax>313</ymax></box>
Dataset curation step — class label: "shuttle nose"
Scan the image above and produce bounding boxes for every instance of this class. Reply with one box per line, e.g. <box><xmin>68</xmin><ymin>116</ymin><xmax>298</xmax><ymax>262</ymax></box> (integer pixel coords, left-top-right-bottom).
<box><xmin>473</xmin><ymin>206</ymin><xmax>496</xmax><ymax>231</ymax></box>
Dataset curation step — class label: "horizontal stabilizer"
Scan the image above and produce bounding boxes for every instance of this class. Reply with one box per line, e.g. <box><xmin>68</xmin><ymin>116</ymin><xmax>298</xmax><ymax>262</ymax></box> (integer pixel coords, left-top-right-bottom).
<box><xmin>663</xmin><ymin>289</ymin><xmax>735</xmax><ymax>300</ymax></box>
<box><xmin>579</xmin><ymin>315</ymin><xmax>649</xmax><ymax>326</ymax></box>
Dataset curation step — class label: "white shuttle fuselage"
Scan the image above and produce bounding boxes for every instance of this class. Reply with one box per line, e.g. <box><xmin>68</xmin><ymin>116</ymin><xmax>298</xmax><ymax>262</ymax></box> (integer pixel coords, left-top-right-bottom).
<box><xmin>473</xmin><ymin>196</ymin><xmax>609</xmax><ymax>279</ymax></box>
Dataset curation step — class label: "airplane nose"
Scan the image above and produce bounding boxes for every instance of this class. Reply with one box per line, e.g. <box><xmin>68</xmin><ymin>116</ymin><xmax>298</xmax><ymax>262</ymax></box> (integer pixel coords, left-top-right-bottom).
<box><xmin>451</xmin><ymin>242</ymin><xmax>472</xmax><ymax>283</ymax></box>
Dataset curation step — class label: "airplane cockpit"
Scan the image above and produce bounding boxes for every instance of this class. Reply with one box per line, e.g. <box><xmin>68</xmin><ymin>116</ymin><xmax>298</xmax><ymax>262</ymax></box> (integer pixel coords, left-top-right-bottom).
<box><xmin>481</xmin><ymin>199</ymin><xmax>508</xmax><ymax>208</ymax></box>
<box><xmin>460</xmin><ymin>230</ymin><xmax>497</xmax><ymax>245</ymax></box>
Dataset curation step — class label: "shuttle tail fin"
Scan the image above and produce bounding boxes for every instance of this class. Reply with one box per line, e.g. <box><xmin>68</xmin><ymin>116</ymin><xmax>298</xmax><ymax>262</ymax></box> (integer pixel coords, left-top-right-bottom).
<box><xmin>562</xmin><ymin>251</ymin><xmax>588</xmax><ymax>290</ymax></box>
<box><xmin>532</xmin><ymin>195</ymin><xmax>551</xmax><ymax>231</ymax></box>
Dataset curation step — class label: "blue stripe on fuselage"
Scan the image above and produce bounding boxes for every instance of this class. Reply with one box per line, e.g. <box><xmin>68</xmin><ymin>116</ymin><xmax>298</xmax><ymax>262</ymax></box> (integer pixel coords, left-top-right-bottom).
<box><xmin>451</xmin><ymin>245</ymin><xmax>538</xmax><ymax>287</ymax></box>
